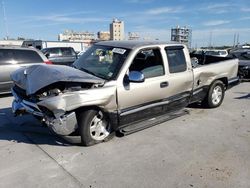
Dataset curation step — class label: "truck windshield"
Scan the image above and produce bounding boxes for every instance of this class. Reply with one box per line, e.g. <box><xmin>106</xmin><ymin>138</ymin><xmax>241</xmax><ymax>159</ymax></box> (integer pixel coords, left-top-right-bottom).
<box><xmin>73</xmin><ymin>45</ymin><xmax>130</xmax><ymax>80</ymax></box>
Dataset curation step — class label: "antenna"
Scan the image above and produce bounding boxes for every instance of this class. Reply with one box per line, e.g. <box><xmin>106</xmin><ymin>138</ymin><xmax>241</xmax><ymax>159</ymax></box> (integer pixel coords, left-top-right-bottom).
<box><xmin>2</xmin><ymin>0</ymin><xmax>9</xmax><ymax>39</ymax></box>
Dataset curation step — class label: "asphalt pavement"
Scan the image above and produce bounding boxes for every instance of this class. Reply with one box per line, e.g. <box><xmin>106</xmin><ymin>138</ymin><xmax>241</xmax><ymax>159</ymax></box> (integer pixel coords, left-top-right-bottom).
<box><xmin>0</xmin><ymin>83</ymin><xmax>249</xmax><ymax>188</ymax></box>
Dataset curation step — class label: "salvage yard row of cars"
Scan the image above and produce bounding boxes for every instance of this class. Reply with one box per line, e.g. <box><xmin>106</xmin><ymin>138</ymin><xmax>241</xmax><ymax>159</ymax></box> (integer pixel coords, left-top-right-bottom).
<box><xmin>0</xmin><ymin>41</ymin><xmax>248</xmax><ymax>146</ymax></box>
<box><xmin>0</xmin><ymin>46</ymin><xmax>79</xmax><ymax>94</ymax></box>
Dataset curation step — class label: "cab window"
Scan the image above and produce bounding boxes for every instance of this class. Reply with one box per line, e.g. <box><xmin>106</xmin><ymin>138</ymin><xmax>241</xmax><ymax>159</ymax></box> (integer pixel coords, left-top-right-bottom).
<box><xmin>165</xmin><ymin>47</ymin><xmax>187</xmax><ymax>73</ymax></box>
<box><xmin>61</xmin><ymin>48</ymin><xmax>74</xmax><ymax>56</ymax></box>
<box><xmin>129</xmin><ymin>48</ymin><xmax>164</xmax><ymax>78</ymax></box>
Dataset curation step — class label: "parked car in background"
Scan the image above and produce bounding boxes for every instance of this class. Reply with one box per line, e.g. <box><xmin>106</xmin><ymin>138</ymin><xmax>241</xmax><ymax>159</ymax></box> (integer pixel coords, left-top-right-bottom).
<box><xmin>205</xmin><ymin>50</ymin><xmax>228</xmax><ymax>57</ymax></box>
<box><xmin>41</xmin><ymin>47</ymin><xmax>78</xmax><ymax>66</ymax></box>
<box><xmin>228</xmin><ymin>48</ymin><xmax>250</xmax><ymax>79</ymax></box>
<box><xmin>0</xmin><ymin>46</ymin><xmax>51</xmax><ymax>94</ymax></box>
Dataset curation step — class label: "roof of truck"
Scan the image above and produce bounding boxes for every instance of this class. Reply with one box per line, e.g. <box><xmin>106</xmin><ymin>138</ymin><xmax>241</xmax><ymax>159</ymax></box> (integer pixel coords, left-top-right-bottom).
<box><xmin>96</xmin><ymin>40</ymin><xmax>183</xmax><ymax>49</ymax></box>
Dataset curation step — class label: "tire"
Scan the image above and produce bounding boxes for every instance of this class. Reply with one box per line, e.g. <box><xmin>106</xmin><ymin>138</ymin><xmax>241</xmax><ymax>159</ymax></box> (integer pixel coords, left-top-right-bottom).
<box><xmin>203</xmin><ymin>80</ymin><xmax>225</xmax><ymax>108</ymax></box>
<box><xmin>77</xmin><ymin>109</ymin><xmax>113</xmax><ymax>146</ymax></box>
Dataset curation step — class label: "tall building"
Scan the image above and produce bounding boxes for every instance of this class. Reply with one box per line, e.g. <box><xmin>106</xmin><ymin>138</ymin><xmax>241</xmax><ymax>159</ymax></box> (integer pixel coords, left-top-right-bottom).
<box><xmin>171</xmin><ymin>26</ymin><xmax>192</xmax><ymax>48</ymax></box>
<box><xmin>97</xmin><ymin>31</ymin><xmax>110</xmax><ymax>41</ymax></box>
<box><xmin>110</xmin><ymin>19</ymin><xmax>124</xmax><ymax>41</ymax></box>
<box><xmin>58</xmin><ymin>30</ymin><xmax>95</xmax><ymax>42</ymax></box>
<box><xmin>128</xmin><ymin>32</ymin><xmax>140</xmax><ymax>40</ymax></box>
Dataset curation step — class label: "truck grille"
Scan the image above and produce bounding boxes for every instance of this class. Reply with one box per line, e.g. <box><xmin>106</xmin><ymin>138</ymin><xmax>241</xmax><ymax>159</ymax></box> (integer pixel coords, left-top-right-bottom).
<box><xmin>13</xmin><ymin>85</ymin><xmax>28</xmax><ymax>99</ymax></box>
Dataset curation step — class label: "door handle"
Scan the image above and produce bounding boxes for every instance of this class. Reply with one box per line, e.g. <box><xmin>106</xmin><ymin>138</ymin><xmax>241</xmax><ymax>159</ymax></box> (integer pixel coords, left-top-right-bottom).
<box><xmin>160</xmin><ymin>81</ymin><xmax>169</xmax><ymax>88</ymax></box>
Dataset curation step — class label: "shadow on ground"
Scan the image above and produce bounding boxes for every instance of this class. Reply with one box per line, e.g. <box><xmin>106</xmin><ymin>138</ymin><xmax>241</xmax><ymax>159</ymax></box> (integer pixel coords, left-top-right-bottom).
<box><xmin>0</xmin><ymin>107</ymin><xmax>73</xmax><ymax>147</ymax></box>
<box><xmin>234</xmin><ymin>93</ymin><xmax>250</xmax><ymax>99</ymax></box>
<box><xmin>0</xmin><ymin>93</ymin><xmax>12</xmax><ymax>98</ymax></box>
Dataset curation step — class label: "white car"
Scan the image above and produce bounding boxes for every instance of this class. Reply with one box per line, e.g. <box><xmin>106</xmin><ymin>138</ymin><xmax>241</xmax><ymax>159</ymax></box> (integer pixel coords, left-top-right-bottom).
<box><xmin>205</xmin><ymin>50</ymin><xmax>228</xmax><ymax>57</ymax></box>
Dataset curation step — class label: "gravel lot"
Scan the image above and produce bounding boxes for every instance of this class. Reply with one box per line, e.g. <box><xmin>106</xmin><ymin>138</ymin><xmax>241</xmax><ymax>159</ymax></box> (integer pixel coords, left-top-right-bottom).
<box><xmin>0</xmin><ymin>82</ymin><xmax>249</xmax><ymax>188</ymax></box>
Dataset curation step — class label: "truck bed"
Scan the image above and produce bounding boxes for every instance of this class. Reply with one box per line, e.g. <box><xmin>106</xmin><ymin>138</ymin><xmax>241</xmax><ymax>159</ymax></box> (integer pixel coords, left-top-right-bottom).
<box><xmin>192</xmin><ymin>57</ymin><xmax>239</xmax><ymax>91</ymax></box>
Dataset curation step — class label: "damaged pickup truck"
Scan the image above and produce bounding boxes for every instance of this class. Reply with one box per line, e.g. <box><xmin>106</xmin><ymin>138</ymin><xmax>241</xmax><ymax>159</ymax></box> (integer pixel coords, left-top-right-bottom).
<box><xmin>11</xmin><ymin>41</ymin><xmax>239</xmax><ymax>146</ymax></box>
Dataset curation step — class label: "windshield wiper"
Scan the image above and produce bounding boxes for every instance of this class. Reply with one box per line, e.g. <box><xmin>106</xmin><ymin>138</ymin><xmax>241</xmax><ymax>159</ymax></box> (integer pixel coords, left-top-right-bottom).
<box><xmin>79</xmin><ymin>67</ymin><xmax>107</xmax><ymax>80</ymax></box>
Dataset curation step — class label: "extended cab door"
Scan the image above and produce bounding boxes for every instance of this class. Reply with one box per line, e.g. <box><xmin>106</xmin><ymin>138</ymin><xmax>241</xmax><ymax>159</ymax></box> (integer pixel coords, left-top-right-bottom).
<box><xmin>117</xmin><ymin>45</ymin><xmax>193</xmax><ymax>126</ymax></box>
<box><xmin>163</xmin><ymin>45</ymin><xmax>193</xmax><ymax>111</ymax></box>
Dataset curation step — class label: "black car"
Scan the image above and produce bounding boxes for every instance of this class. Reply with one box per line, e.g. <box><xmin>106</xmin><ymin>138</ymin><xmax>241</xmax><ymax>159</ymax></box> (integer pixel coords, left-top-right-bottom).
<box><xmin>41</xmin><ymin>47</ymin><xmax>78</xmax><ymax>66</ymax></box>
<box><xmin>228</xmin><ymin>49</ymin><xmax>250</xmax><ymax>79</ymax></box>
<box><xmin>0</xmin><ymin>46</ymin><xmax>51</xmax><ymax>94</ymax></box>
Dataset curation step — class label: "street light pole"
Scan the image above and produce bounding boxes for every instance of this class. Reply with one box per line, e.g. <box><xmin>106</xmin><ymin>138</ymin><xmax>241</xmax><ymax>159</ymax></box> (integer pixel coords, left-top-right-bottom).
<box><xmin>2</xmin><ymin>0</ymin><xmax>9</xmax><ymax>40</ymax></box>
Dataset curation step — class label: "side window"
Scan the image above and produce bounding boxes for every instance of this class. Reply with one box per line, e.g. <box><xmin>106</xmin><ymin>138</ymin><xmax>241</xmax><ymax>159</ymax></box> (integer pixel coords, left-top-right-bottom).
<box><xmin>0</xmin><ymin>49</ymin><xmax>15</xmax><ymax>65</ymax></box>
<box><xmin>48</xmin><ymin>48</ymin><xmax>60</xmax><ymax>56</ymax></box>
<box><xmin>61</xmin><ymin>48</ymin><xmax>74</xmax><ymax>56</ymax></box>
<box><xmin>129</xmin><ymin>48</ymin><xmax>164</xmax><ymax>78</ymax></box>
<box><xmin>14</xmin><ymin>50</ymin><xmax>43</xmax><ymax>64</ymax></box>
<box><xmin>165</xmin><ymin>47</ymin><xmax>187</xmax><ymax>73</ymax></box>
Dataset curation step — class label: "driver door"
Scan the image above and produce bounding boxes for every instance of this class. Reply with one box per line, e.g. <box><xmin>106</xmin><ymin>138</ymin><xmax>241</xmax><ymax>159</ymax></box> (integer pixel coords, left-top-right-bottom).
<box><xmin>117</xmin><ymin>48</ymin><xmax>170</xmax><ymax>125</ymax></box>
<box><xmin>116</xmin><ymin>46</ymin><xmax>193</xmax><ymax>126</ymax></box>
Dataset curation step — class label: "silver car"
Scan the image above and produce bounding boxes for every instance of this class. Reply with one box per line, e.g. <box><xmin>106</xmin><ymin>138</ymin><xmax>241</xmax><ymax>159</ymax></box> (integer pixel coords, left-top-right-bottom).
<box><xmin>0</xmin><ymin>46</ymin><xmax>50</xmax><ymax>94</ymax></box>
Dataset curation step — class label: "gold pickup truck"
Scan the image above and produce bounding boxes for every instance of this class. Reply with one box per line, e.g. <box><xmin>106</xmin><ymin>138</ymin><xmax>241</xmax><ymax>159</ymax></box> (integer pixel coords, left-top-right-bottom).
<box><xmin>11</xmin><ymin>41</ymin><xmax>239</xmax><ymax>146</ymax></box>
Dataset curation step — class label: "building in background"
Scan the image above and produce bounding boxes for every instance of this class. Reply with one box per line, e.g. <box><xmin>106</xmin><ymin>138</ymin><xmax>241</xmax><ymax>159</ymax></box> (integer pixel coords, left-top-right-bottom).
<box><xmin>97</xmin><ymin>31</ymin><xmax>110</xmax><ymax>41</ymax></box>
<box><xmin>58</xmin><ymin>30</ymin><xmax>95</xmax><ymax>42</ymax></box>
<box><xmin>128</xmin><ymin>32</ymin><xmax>140</xmax><ymax>40</ymax></box>
<box><xmin>171</xmin><ymin>26</ymin><xmax>192</xmax><ymax>48</ymax></box>
<box><xmin>0</xmin><ymin>39</ymin><xmax>23</xmax><ymax>46</ymax></box>
<box><xmin>110</xmin><ymin>19</ymin><xmax>124</xmax><ymax>41</ymax></box>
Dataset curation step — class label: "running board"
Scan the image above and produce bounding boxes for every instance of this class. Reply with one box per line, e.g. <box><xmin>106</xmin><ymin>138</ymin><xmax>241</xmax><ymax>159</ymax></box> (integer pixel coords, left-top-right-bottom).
<box><xmin>119</xmin><ymin>109</ymin><xmax>189</xmax><ymax>135</ymax></box>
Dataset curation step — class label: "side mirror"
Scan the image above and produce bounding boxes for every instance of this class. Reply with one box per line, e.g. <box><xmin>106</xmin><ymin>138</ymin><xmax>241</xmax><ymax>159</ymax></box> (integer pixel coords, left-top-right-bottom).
<box><xmin>128</xmin><ymin>71</ymin><xmax>145</xmax><ymax>83</ymax></box>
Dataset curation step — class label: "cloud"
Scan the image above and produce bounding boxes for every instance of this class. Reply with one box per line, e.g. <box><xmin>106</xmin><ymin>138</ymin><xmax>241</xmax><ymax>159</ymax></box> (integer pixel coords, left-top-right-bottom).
<box><xmin>15</xmin><ymin>10</ymin><xmax>101</xmax><ymax>25</ymax></box>
<box><xmin>240</xmin><ymin>16</ymin><xmax>250</xmax><ymax>20</ymax></box>
<box><xmin>18</xmin><ymin>13</ymin><xmax>109</xmax><ymax>26</ymax></box>
<box><xmin>126</xmin><ymin>0</ymin><xmax>154</xmax><ymax>3</ymax></box>
<box><xmin>203</xmin><ymin>20</ymin><xmax>230</xmax><ymax>26</ymax></box>
<box><xmin>241</xmin><ymin>8</ymin><xmax>250</xmax><ymax>12</ymax></box>
<box><xmin>146</xmin><ymin>6</ymin><xmax>183</xmax><ymax>15</ymax></box>
<box><xmin>130</xmin><ymin>25</ymin><xmax>171</xmax><ymax>40</ymax></box>
<box><xmin>33</xmin><ymin>15</ymin><xmax>109</xmax><ymax>24</ymax></box>
<box><xmin>200</xmin><ymin>3</ymin><xmax>233</xmax><ymax>14</ymax></box>
<box><xmin>206</xmin><ymin>3</ymin><xmax>231</xmax><ymax>9</ymax></box>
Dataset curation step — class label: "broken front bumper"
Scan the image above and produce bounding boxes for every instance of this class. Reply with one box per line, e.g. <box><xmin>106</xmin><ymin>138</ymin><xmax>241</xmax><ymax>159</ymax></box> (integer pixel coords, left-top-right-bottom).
<box><xmin>11</xmin><ymin>88</ymin><xmax>78</xmax><ymax>135</ymax></box>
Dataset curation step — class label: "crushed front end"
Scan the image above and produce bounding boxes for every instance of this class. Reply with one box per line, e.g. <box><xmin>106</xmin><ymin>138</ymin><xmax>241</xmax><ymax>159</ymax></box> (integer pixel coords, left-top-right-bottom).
<box><xmin>10</xmin><ymin>64</ymin><xmax>112</xmax><ymax>136</ymax></box>
<box><xmin>12</xmin><ymin>85</ymin><xmax>78</xmax><ymax>135</ymax></box>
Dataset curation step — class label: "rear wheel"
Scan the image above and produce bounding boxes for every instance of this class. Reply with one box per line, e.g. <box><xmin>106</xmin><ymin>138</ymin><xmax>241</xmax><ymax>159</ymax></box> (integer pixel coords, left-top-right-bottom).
<box><xmin>77</xmin><ymin>109</ymin><xmax>113</xmax><ymax>146</ymax></box>
<box><xmin>203</xmin><ymin>80</ymin><xmax>225</xmax><ymax>108</ymax></box>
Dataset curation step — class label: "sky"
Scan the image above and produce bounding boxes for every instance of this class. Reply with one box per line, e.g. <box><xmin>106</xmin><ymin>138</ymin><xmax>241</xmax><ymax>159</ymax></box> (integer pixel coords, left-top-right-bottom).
<box><xmin>0</xmin><ymin>0</ymin><xmax>250</xmax><ymax>47</ymax></box>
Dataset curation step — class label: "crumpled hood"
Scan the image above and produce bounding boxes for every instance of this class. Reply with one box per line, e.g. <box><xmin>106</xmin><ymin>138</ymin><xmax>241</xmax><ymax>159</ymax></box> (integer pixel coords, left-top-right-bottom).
<box><xmin>239</xmin><ymin>60</ymin><xmax>250</xmax><ymax>67</ymax></box>
<box><xmin>11</xmin><ymin>64</ymin><xmax>105</xmax><ymax>95</ymax></box>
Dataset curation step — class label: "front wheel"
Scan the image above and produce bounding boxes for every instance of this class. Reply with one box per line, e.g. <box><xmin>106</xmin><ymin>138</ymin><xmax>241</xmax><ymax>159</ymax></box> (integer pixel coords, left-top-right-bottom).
<box><xmin>77</xmin><ymin>109</ymin><xmax>113</xmax><ymax>146</ymax></box>
<box><xmin>203</xmin><ymin>80</ymin><xmax>225</xmax><ymax>108</ymax></box>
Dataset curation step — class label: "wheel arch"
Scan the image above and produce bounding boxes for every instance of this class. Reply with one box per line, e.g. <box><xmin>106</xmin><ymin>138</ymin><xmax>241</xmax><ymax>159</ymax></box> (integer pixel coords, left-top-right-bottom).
<box><xmin>75</xmin><ymin>105</ymin><xmax>119</xmax><ymax>130</ymax></box>
<box><xmin>217</xmin><ymin>77</ymin><xmax>228</xmax><ymax>89</ymax></box>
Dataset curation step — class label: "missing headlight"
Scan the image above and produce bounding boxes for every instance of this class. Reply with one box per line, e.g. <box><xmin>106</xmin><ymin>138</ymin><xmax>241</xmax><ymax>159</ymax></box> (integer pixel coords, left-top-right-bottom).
<box><xmin>39</xmin><ymin>88</ymin><xmax>62</xmax><ymax>99</ymax></box>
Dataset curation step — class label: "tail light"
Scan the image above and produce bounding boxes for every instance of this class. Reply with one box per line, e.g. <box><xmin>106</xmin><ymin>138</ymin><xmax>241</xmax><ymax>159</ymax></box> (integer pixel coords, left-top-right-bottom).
<box><xmin>44</xmin><ymin>60</ymin><xmax>53</xmax><ymax>65</ymax></box>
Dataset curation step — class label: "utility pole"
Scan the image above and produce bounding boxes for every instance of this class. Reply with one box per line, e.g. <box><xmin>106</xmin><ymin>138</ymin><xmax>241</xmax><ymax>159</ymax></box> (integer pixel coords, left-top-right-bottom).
<box><xmin>2</xmin><ymin>0</ymin><xmax>9</xmax><ymax>39</ymax></box>
<box><xmin>233</xmin><ymin>33</ymin><xmax>236</xmax><ymax>48</ymax></box>
<box><xmin>236</xmin><ymin>33</ymin><xmax>239</xmax><ymax>47</ymax></box>
<box><xmin>208</xmin><ymin>31</ymin><xmax>213</xmax><ymax>49</ymax></box>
